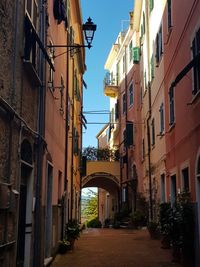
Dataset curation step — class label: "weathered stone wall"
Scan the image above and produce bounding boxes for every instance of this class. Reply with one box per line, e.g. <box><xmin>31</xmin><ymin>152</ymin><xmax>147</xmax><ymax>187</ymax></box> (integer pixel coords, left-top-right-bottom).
<box><xmin>0</xmin><ymin>0</ymin><xmax>15</xmax><ymax>102</ymax></box>
<box><xmin>0</xmin><ymin>1</ymin><xmax>40</xmax><ymax>266</ymax></box>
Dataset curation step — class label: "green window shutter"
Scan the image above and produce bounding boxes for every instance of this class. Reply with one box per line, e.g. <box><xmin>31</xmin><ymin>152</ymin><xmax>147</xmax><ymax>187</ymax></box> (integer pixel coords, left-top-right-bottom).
<box><xmin>149</xmin><ymin>0</ymin><xmax>154</xmax><ymax>12</ymax></box>
<box><xmin>133</xmin><ymin>47</ymin><xmax>140</xmax><ymax>63</ymax></box>
<box><xmin>73</xmin><ymin>128</ymin><xmax>79</xmax><ymax>155</ymax></box>
<box><xmin>70</xmin><ymin>26</ymin><xmax>74</xmax><ymax>56</ymax></box>
<box><xmin>143</xmin><ymin>12</ymin><xmax>145</xmax><ymax>34</ymax></box>
<box><xmin>126</xmin><ymin>121</ymin><xmax>134</xmax><ymax>147</ymax></box>
<box><xmin>141</xmin><ymin>24</ymin><xmax>144</xmax><ymax>38</ymax></box>
<box><xmin>151</xmin><ymin>54</ymin><xmax>154</xmax><ymax>80</ymax></box>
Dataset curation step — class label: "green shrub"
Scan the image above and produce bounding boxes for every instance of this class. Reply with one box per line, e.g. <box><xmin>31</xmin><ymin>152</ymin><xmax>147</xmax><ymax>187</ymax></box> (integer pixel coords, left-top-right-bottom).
<box><xmin>65</xmin><ymin>220</ymin><xmax>81</xmax><ymax>240</ymax></box>
<box><xmin>130</xmin><ymin>210</ymin><xmax>145</xmax><ymax>228</ymax></box>
<box><xmin>87</xmin><ymin>217</ymin><xmax>102</xmax><ymax>228</ymax></box>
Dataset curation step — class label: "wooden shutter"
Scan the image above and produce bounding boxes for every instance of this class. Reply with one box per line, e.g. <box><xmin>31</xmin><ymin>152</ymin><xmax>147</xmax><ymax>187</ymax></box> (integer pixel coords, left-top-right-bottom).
<box><xmin>149</xmin><ymin>0</ymin><xmax>154</xmax><ymax>12</ymax></box>
<box><xmin>133</xmin><ymin>47</ymin><xmax>140</xmax><ymax>63</ymax></box>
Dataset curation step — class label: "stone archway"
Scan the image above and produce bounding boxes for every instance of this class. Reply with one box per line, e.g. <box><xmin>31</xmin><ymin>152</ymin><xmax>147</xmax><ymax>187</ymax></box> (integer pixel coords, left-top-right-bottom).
<box><xmin>82</xmin><ymin>171</ymin><xmax>120</xmax><ymax>226</ymax></box>
<box><xmin>82</xmin><ymin>172</ymin><xmax>119</xmax><ymax>193</ymax></box>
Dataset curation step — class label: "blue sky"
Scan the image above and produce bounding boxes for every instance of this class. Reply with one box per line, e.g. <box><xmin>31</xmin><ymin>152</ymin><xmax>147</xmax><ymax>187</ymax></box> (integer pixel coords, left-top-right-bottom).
<box><xmin>81</xmin><ymin>0</ymin><xmax>134</xmax><ymax>148</ymax></box>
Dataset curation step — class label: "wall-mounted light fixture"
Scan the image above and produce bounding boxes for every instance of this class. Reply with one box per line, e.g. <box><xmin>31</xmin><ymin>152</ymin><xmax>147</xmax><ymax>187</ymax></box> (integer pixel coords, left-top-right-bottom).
<box><xmin>48</xmin><ymin>17</ymin><xmax>96</xmax><ymax>53</ymax></box>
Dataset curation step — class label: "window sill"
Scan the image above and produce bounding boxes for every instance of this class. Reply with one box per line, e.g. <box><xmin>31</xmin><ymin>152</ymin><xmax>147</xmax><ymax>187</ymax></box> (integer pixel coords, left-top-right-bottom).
<box><xmin>165</xmin><ymin>26</ymin><xmax>173</xmax><ymax>45</ymax></box>
<box><xmin>156</xmin><ymin>54</ymin><xmax>163</xmax><ymax>68</ymax></box>
<box><xmin>157</xmin><ymin>132</ymin><xmax>165</xmax><ymax>139</ymax></box>
<box><xmin>151</xmin><ymin>144</ymin><xmax>155</xmax><ymax>150</ymax></box>
<box><xmin>188</xmin><ymin>90</ymin><xmax>200</xmax><ymax>105</ymax></box>
<box><xmin>143</xmin><ymin>88</ymin><xmax>148</xmax><ymax>97</ymax></box>
<box><xmin>167</xmin><ymin>122</ymin><xmax>176</xmax><ymax>133</ymax></box>
<box><xmin>129</xmin><ymin>103</ymin><xmax>134</xmax><ymax>109</ymax></box>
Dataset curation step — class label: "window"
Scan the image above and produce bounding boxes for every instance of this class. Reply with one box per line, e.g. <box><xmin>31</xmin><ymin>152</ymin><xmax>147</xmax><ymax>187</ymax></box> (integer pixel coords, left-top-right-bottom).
<box><xmin>169</xmin><ymin>86</ymin><xmax>175</xmax><ymax>125</ymax></box>
<box><xmin>159</xmin><ymin>103</ymin><xmax>164</xmax><ymax>134</ymax></box>
<box><xmin>144</xmin><ymin>70</ymin><xmax>147</xmax><ymax>89</ymax></box>
<box><xmin>122</xmin><ymin>187</ymin><xmax>127</xmax><ymax>202</ymax></box>
<box><xmin>167</xmin><ymin>0</ymin><xmax>172</xmax><ymax>29</ymax></box>
<box><xmin>115</xmin><ymin>99</ymin><xmax>119</xmax><ymax>120</ymax></box>
<box><xmin>151</xmin><ymin>118</ymin><xmax>155</xmax><ymax>146</ymax></box>
<box><xmin>126</xmin><ymin>121</ymin><xmax>134</xmax><ymax>147</ymax></box>
<box><xmin>116</xmin><ymin>61</ymin><xmax>120</xmax><ymax>85</ymax></box>
<box><xmin>192</xmin><ymin>27</ymin><xmax>200</xmax><ymax>95</ymax></box>
<box><xmin>160</xmin><ymin>174</ymin><xmax>166</xmax><ymax>203</ymax></box>
<box><xmin>110</xmin><ymin>108</ymin><xmax>114</xmax><ymax>128</ymax></box>
<box><xmin>182</xmin><ymin>167</ymin><xmax>189</xmax><ymax>192</ymax></box>
<box><xmin>149</xmin><ymin>0</ymin><xmax>154</xmax><ymax>12</ymax></box>
<box><xmin>170</xmin><ymin>174</ymin><xmax>177</xmax><ymax>206</ymax></box>
<box><xmin>198</xmin><ymin>156</ymin><xmax>200</xmax><ymax>178</ymax></box>
<box><xmin>141</xmin><ymin>24</ymin><xmax>144</xmax><ymax>39</ymax></box>
<box><xmin>122</xmin><ymin>94</ymin><xmax>126</xmax><ymax>115</ymax></box>
<box><xmin>60</xmin><ymin>76</ymin><xmax>64</xmax><ymax>114</ymax></box>
<box><xmin>70</xmin><ymin>26</ymin><xmax>75</xmax><ymax>57</ymax></box>
<box><xmin>110</xmin><ymin>72</ymin><xmax>114</xmax><ymax>85</ymax></box>
<box><xmin>123</xmin><ymin>55</ymin><xmax>126</xmax><ymax>74</ymax></box>
<box><xmin>142</xmin><ymin>139</ymin><xmax>145</xmax><ymax>160</ymax></box>
<box><xmin>129</xmin><ymin>41</ymin><xmax>133</xmax><ymax>62</ymax></box>
<box><xmin>58</xmin><ymin>171</ymin><xmax>62</xmax><ymax>204</ymax></box>
<box><xmin>73</xmin><ymin>128</ymin><xmax>79</xmax><ymax>155</ymax></box>
<box><xmin>143</xmin><ymin>12</ymin><xmax>146</xmax><ymax>34</ymax></box>
<box><xmin>156</xmin><ymin>24</ymin><xmax>163</xmax><ymax>64</ymax></box>
<box><xmin>129</xmin><ymin>83</ymin><xmax>134</xmax><ymax>106</ymax></box>
<box><xmin>26</xmin><ymin>0</ymin><xmax>38</xmax><ymax>29</ymax></box>
<box><xmin>74</xmin><ymin>71</ymin><xmax>80</xmax><ymax>101</ymax></box>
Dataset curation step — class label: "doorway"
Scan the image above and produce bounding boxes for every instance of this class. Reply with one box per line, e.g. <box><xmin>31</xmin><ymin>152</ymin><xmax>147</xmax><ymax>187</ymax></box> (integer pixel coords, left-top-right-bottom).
<box><xmin>44</xmin><ymin>162</ymin><xmax>53</xmax><ymax>258</ymax></box>
<box><xmin>17</xmin><ymin>140</ymin><xmax>33</xmax><ymax>267</ymax></box>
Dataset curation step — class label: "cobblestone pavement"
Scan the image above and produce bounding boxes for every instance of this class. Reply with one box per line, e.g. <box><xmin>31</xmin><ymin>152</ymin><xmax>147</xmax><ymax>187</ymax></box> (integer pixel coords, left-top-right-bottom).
<box><xmin>51</xmin><ymin>228</ymin><xmax>180</xmax><ymax>267</ymax></box>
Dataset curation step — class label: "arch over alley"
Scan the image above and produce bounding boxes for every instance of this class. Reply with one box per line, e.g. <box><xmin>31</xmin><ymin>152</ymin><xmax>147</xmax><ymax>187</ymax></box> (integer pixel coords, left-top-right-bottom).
<box><xmin>82</xmin><ymin>161</ymin><xmax>120</xmax><ymax>194</ymax></box>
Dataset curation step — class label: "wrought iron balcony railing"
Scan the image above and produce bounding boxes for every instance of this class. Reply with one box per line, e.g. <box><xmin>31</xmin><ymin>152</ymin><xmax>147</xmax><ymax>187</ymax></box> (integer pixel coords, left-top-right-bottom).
<box><xmin>104</xmin><ymin>72</ymin><xmax>119</xmax><ymax>97</ymax></box>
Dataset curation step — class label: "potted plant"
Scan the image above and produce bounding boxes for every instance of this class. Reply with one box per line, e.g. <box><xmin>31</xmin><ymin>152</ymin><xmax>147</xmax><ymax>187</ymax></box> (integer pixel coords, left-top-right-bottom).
<box><xmin>58</xmin><ymin>239</ymin><xmax>71</xmax><ymax>254</ymax></box>
<box><xmin>65</xmin><ymin>220</ymin><xmax>81</xmax><ymax>249</ymax></box>
<box><xmin>159</xmin><ymin>203</ymin><xmax>171</xmax><ymax>249</ymax></box>
<box><xmin>130</xmin><ymin>210</ymin><xmax>145</xmax><ymax>229</ymax></box>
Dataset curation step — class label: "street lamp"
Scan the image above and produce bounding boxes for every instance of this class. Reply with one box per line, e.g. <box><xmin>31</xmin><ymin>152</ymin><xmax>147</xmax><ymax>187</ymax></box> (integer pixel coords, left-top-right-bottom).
<box><xmin>82</xmin><ymin>17</ymin><xmax>97</xmax><ymax>49</ymax></box>
<box><xmin>47</xmin><ymin>17</ymin><xmax>96</xmax><ymax>51</ymax></box>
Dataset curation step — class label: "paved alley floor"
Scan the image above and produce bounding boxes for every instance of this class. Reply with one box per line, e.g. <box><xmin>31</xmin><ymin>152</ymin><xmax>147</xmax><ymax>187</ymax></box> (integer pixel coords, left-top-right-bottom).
<box><xmin>51</xmin><ymin>228</ymin><xmax>180</xmax><ymax>267</ymax></box>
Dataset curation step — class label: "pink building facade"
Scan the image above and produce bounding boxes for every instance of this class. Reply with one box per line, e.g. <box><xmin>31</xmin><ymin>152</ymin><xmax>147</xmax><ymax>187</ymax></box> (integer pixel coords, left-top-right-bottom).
<box><xmin>163</xmin><ymin>0</ymin><xmax>200</xmax><ymax>261</ymax></box>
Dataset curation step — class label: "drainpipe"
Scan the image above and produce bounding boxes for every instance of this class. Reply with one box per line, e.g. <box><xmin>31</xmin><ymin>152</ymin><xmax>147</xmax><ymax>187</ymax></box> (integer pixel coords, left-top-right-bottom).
<box><xmin>124</xmin><ymin>46</ymin><xmax>129</xmax><ymax>210</ymax></box>
<box><xmin>79</xmin><ymin>104</ymin><xmax>83</xmax><ymax>223</ymax></box>
<box><xmin>33</xmin><ymin>1</ymin><xmax>46</xmax><ymax>266</ymax></box>
<box><xmin>145</xmin><ymin>0</ymin><xmax>153</xmax><ymax>221</ymax></box>
<box><xmin>63</xmin><ymin>27</ymin><xmax>69</xmax><ymax>237</ymax></box>
<box><xmin>70</xmin><ymin>58</ymin><xmax>75</xmax><ymax>220</ymax></box>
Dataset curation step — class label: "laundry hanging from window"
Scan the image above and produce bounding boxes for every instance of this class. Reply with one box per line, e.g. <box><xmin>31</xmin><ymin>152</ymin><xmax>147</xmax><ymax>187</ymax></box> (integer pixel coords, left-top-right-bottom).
<box><xmin>53</xmin><ymin>0</ymin><xmax>67</xmax><ymax>25</ymax></box>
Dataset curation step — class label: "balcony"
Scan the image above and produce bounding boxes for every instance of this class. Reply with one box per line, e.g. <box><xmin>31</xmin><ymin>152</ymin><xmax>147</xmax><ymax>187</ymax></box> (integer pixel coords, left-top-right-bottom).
<box><xmin>104</xmin><ymin>72</ymin><xmax>118</xmax><ymax>97</ymax></box>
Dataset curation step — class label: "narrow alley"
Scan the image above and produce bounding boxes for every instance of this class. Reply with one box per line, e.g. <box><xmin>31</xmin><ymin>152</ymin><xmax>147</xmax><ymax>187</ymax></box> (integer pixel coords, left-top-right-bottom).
<box><xmin>1</xmin><ymin>0</ymin><xmax>200</xmax><ymax>267</ymax></box>
<box><xmin>51</xmin><ymin>228</ymin><xmax>179</xmax><ymax>267</ymax></box>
